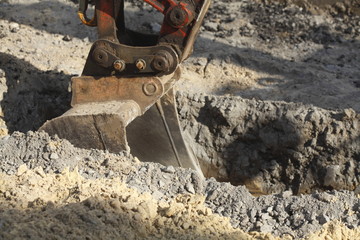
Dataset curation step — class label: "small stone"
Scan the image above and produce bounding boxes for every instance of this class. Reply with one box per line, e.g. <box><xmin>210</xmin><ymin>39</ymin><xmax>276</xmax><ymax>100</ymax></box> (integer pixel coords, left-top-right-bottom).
<box><xmin>334</xmin><ymin>2</ymin><xmax>347</xmax><ymax>13</ymax></box>
<box><xmin>34</xmin><ymin>166</ymin><xmax>46</xmax><ymax>178</ymax></box>
<box><xmin>158</xmin><ymin>180</ymin><xmax>165</xmax><ymax>188</ymax></box>
<box><xmin>316</xmin><ymin>192</ymin><xmax>337</xmax><ymax>203</ymax></box>
<box><xmin>343</xmin><ymin>108</ymin><xmax>355</xmax><ymax>119</ymax></box>
<box><xmin>109</xmin><ymin>199</ymin><xmax>121</xmax><ymax>210</ymax></box>
<box><xmin>203</xmin><ymin>21</ymin><xmax>218</xmax><ymax>32</ymax></box>
<box><xmin>194</xmin><ymin>58</ymin><xmax>208</xmax><ymax>66</ymax></box>
<box><xmin>206</xmin><ymin>189</ymin><xmax>218</xmax><ymax>201</ymax></box>
<box><xmin>107</xmin><ymin>170</ymin><xmax>114</xmax><ymax>178</ymax></box>
<box><xmin>259</xmin><ymin>224</ymin><xmax>273</xmax><ymax>233</ymax></box>
<box><xmin>50</xmin><ymin>153</ymin><xmax>59</xmax><ymax>160</ymax></box>
<box><xmin>0</xmin><ymin>69</ymin><xmax>5</xmax><ymax>78</ymax></box>
<box><xmin>85</xmin><ymin>156</ymin><xmax>94</xmax><ymax>162</ymax></box>
<box><xmin>323</xmin><ymin>165</ymin><xmax>341</xmax><ymax>187</ymax></box>
<box><xmin>266</xmin><ymin>206</ymin><xmax>273</xmax><ymax>213</ymax></box>
<box><xmin>162</xmin><ymin>166</ymin><xmax>175</xmax><ymax>173</ymax></box>
<box><xmin>354</xmin><ymin>185</ymin><xmax>360</xmax><ymax>195</ymax></box>
<box><xmin>0</xmin><ymin>31</ymin><xmax>7</xmax><ymax>39</ymax></box>
<box><xmin>139</xmin><ymin>166</ymin><xmax>147</xmax><ymax>172</ymax></box>
<box><xmin>185</xmin><ymin>182</ymin><xmax>195</xmax><ymax>194</ymax></box>
<box><xmin>249</xmin><ymin>208</ymin><xmax>257</xmax><ymax>222</ymax></box>
<box><xmin>150</xmin><ymin>22</ymin><xmax>161</xmax><ymax>32</ymax></box>
<box><xmin>101</xmin><ymin>158</ymin><xmax>110</xmax><ymax>167</ymax></box>
<box><xmin>0</xmin><ymin>128</ymin><xmax>8</xmax><ymax>138</ymax></box>
<box><xmin>261</xmin><ymin>213</ymin><xmax>271</xmax><ymax>220</ymax></box>
<box><xmin>16</xmin><ymin>164</ymin><xmax>28</xmax><ymax>176</ymax></box>
<box><xmin>62</xmin><ymin>35</ymin><xmax>72</xmax><ymax>41</ymax></box>
<box><xmin>9</xmin><ymin>22</ymin><xmax>20</xmax><ymax>33</ymax></box>
<box><xmin>182</xmin><ymin>222</ymin><xmax>190</xmax><ymax>230</ymax></box>
<box><xmin>281</xmin><ymin>190</ymin><xmax>293</xmax><ymax>198</ymax></box>
<box><xmin>42</xmin><ymin>153</ymin><xmax>50</xmax><ymax>160</ymax></box>
<box><xmin>152</xmin><ymin>190</ymin><xmax>164</xmax><ymax>200</ymax></box>
<box><xmin>82</xmin><ymin>37</ymin><xmax>89</xmax><ymax>43</ymax></box>
<box><xmin>317</xmin><ymin>213</ymin><xmax>330</xmax><ymax>224</ymax></box>
<box><xmin>4</xmin><ymin>191</ymin><xmax>11</xmax><ymax>199</ymax></box>
<box><xmin>0</xmin><ymin>135</ymin><xmax>10</xmax><ymax>142</ymax></box>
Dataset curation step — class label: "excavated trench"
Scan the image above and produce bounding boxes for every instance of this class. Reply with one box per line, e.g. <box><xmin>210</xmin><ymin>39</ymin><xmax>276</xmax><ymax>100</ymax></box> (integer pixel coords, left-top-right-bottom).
<box><xmin>177</xmin><ymin>92</ymin><xmax>360</xmax><ymax>195</ymax></box>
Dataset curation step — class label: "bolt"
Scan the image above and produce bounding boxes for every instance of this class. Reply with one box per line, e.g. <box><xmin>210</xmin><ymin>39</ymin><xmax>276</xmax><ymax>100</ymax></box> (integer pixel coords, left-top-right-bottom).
<box><xmin>151</xmin><ymin>50</ymin><xmax>174</xmax><ymax>73</ymax></box>
<box><xmin>152</xmin><ymin>55</ymin><xmax>170</xmax><ymax>72</ymax></box>
<box><xmin>167</xmin><ymin>5</ymin><xmax>194</xmax><ymax>28</ymax></box>
<box><xmin>113</xmin><ymin>59</ymin><xmax>126</xmax><ymax>72</ymax></box>
<box><xmin>135</xmin><ymin>59</ymin><xmax>146</xmax><ymax>70</ymax></box>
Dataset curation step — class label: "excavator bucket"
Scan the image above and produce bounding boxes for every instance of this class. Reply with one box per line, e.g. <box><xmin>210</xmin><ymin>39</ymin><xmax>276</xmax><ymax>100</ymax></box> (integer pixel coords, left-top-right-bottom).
<box><xmin>127</xmin><ymin>88</ymin><xmax>201</xmax><ymax>172</ymax></box>
<box><xmin>40</xmin><ymin>87</ymin><xmax>202</xmax><ymax>174</ymax></box>
<box><xmin>40</xmin><ymin>0</ymin><xmax>210</xmax><ymax>176</ymax></box>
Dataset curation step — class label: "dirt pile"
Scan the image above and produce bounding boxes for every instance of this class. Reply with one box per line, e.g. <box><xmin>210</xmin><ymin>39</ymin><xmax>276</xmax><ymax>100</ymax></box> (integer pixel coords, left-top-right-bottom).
<box><xmin>0</xmin><ymin>131</ymin><xmax>138</xmax><ymax>179</ymax></box>
<box><xmin>2</xmin><ymin>131</ymin><xmax>360</xmax><ymax>238</ymax></box>
<box><xmin>0</xmin><ymin>168</ymin><xmax>254</xmax><ymax>240</ymax></box>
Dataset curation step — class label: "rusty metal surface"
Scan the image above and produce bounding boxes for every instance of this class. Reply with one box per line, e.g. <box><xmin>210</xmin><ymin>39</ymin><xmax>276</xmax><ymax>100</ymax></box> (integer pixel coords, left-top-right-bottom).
<box><xmin>95</xmin><ymin>0</ymin><xmax>118</xmax><ymax>41</ymax></box>
<box><xmin>72</xmin><ymin>76</ymin><xmax>163</xmax><ymax>113</ymax></box>
<box><xmin>71</xmin><ymin>68</ymin><xmax>180</xmax><ymax>112</ymax></box>
<box><xmin>40</xmin><ymin>101</ymin><xmax>141</xmax><ymax>152</ymax></box>
<box><xmin>82</xmin><ymin>39</ymin><xmax>179</xmax><ymax>77</ymax></box>
<box><xmin>144</xmin><ymin>0</ymin><xmax>209</xmax><ymax>60</ymax></box>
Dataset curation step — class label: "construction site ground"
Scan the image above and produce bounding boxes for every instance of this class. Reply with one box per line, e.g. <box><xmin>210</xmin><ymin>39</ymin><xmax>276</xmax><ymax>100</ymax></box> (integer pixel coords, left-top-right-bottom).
<box><xmin>1</xmin><ymin>0</ymin><xmax>360</xmax><ymax>239</ymax></box>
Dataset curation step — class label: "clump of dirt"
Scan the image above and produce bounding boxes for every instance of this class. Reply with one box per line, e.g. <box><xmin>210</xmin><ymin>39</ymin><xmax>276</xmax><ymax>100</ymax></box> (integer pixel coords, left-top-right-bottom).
<box><xmin>0</xmin><ymin>131</ymin><xmax>139</xmax><ymax>179</ymax></box>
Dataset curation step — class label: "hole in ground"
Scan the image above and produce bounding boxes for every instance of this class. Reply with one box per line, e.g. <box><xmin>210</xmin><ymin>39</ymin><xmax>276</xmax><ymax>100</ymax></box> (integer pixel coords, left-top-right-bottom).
<box><xmin>177</xmin><ymin>92</ymin><xmax>360</xmax><ymax>195</ymax></box>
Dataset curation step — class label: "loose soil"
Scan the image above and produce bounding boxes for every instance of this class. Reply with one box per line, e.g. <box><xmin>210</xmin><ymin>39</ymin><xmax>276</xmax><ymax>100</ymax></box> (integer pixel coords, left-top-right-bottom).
<box><xmin>1</xmin><ymin>0</ymin><xmax>360</xmax><ymax>239</ymax></box>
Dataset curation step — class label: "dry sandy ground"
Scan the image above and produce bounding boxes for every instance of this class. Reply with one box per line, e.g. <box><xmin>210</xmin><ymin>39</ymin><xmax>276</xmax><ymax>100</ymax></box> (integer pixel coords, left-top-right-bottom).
<box><xmin>1</xmin><ymin>0</ymin><xmax>360</xmax><ymax>239</ymax></box>
<box><xmin>1</xmin><ymin>167</ymin><xmax>360</xmax><ymax>240</ymax></box>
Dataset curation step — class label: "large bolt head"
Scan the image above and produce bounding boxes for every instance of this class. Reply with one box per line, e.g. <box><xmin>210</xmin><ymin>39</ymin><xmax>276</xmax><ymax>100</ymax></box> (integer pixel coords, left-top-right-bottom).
<box><xmin>151</xmin><ymin>50</ymin><xmax>174</xmax><ymax>73</ymax></box>
<box><xmin>168</xmin><ymin>6</ymin><xmax>187</xmax><ymax>27</ymax></box>
<box><xmin>166</xmin><ymin>5</ymin><xmax>194</xmax><ymax>28</ymax></box>
<box><xmin>152</xmin><ymin>55</ymin><xmax>170</xmax><ymax>72</ymax></box>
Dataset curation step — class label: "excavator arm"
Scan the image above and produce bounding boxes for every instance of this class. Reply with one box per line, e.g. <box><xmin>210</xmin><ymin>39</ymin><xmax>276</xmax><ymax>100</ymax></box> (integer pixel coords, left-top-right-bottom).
<box><xmin>40</xmin><ymin>0</ymin><xmax>210</xmax><ymax>176</ymax></box>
